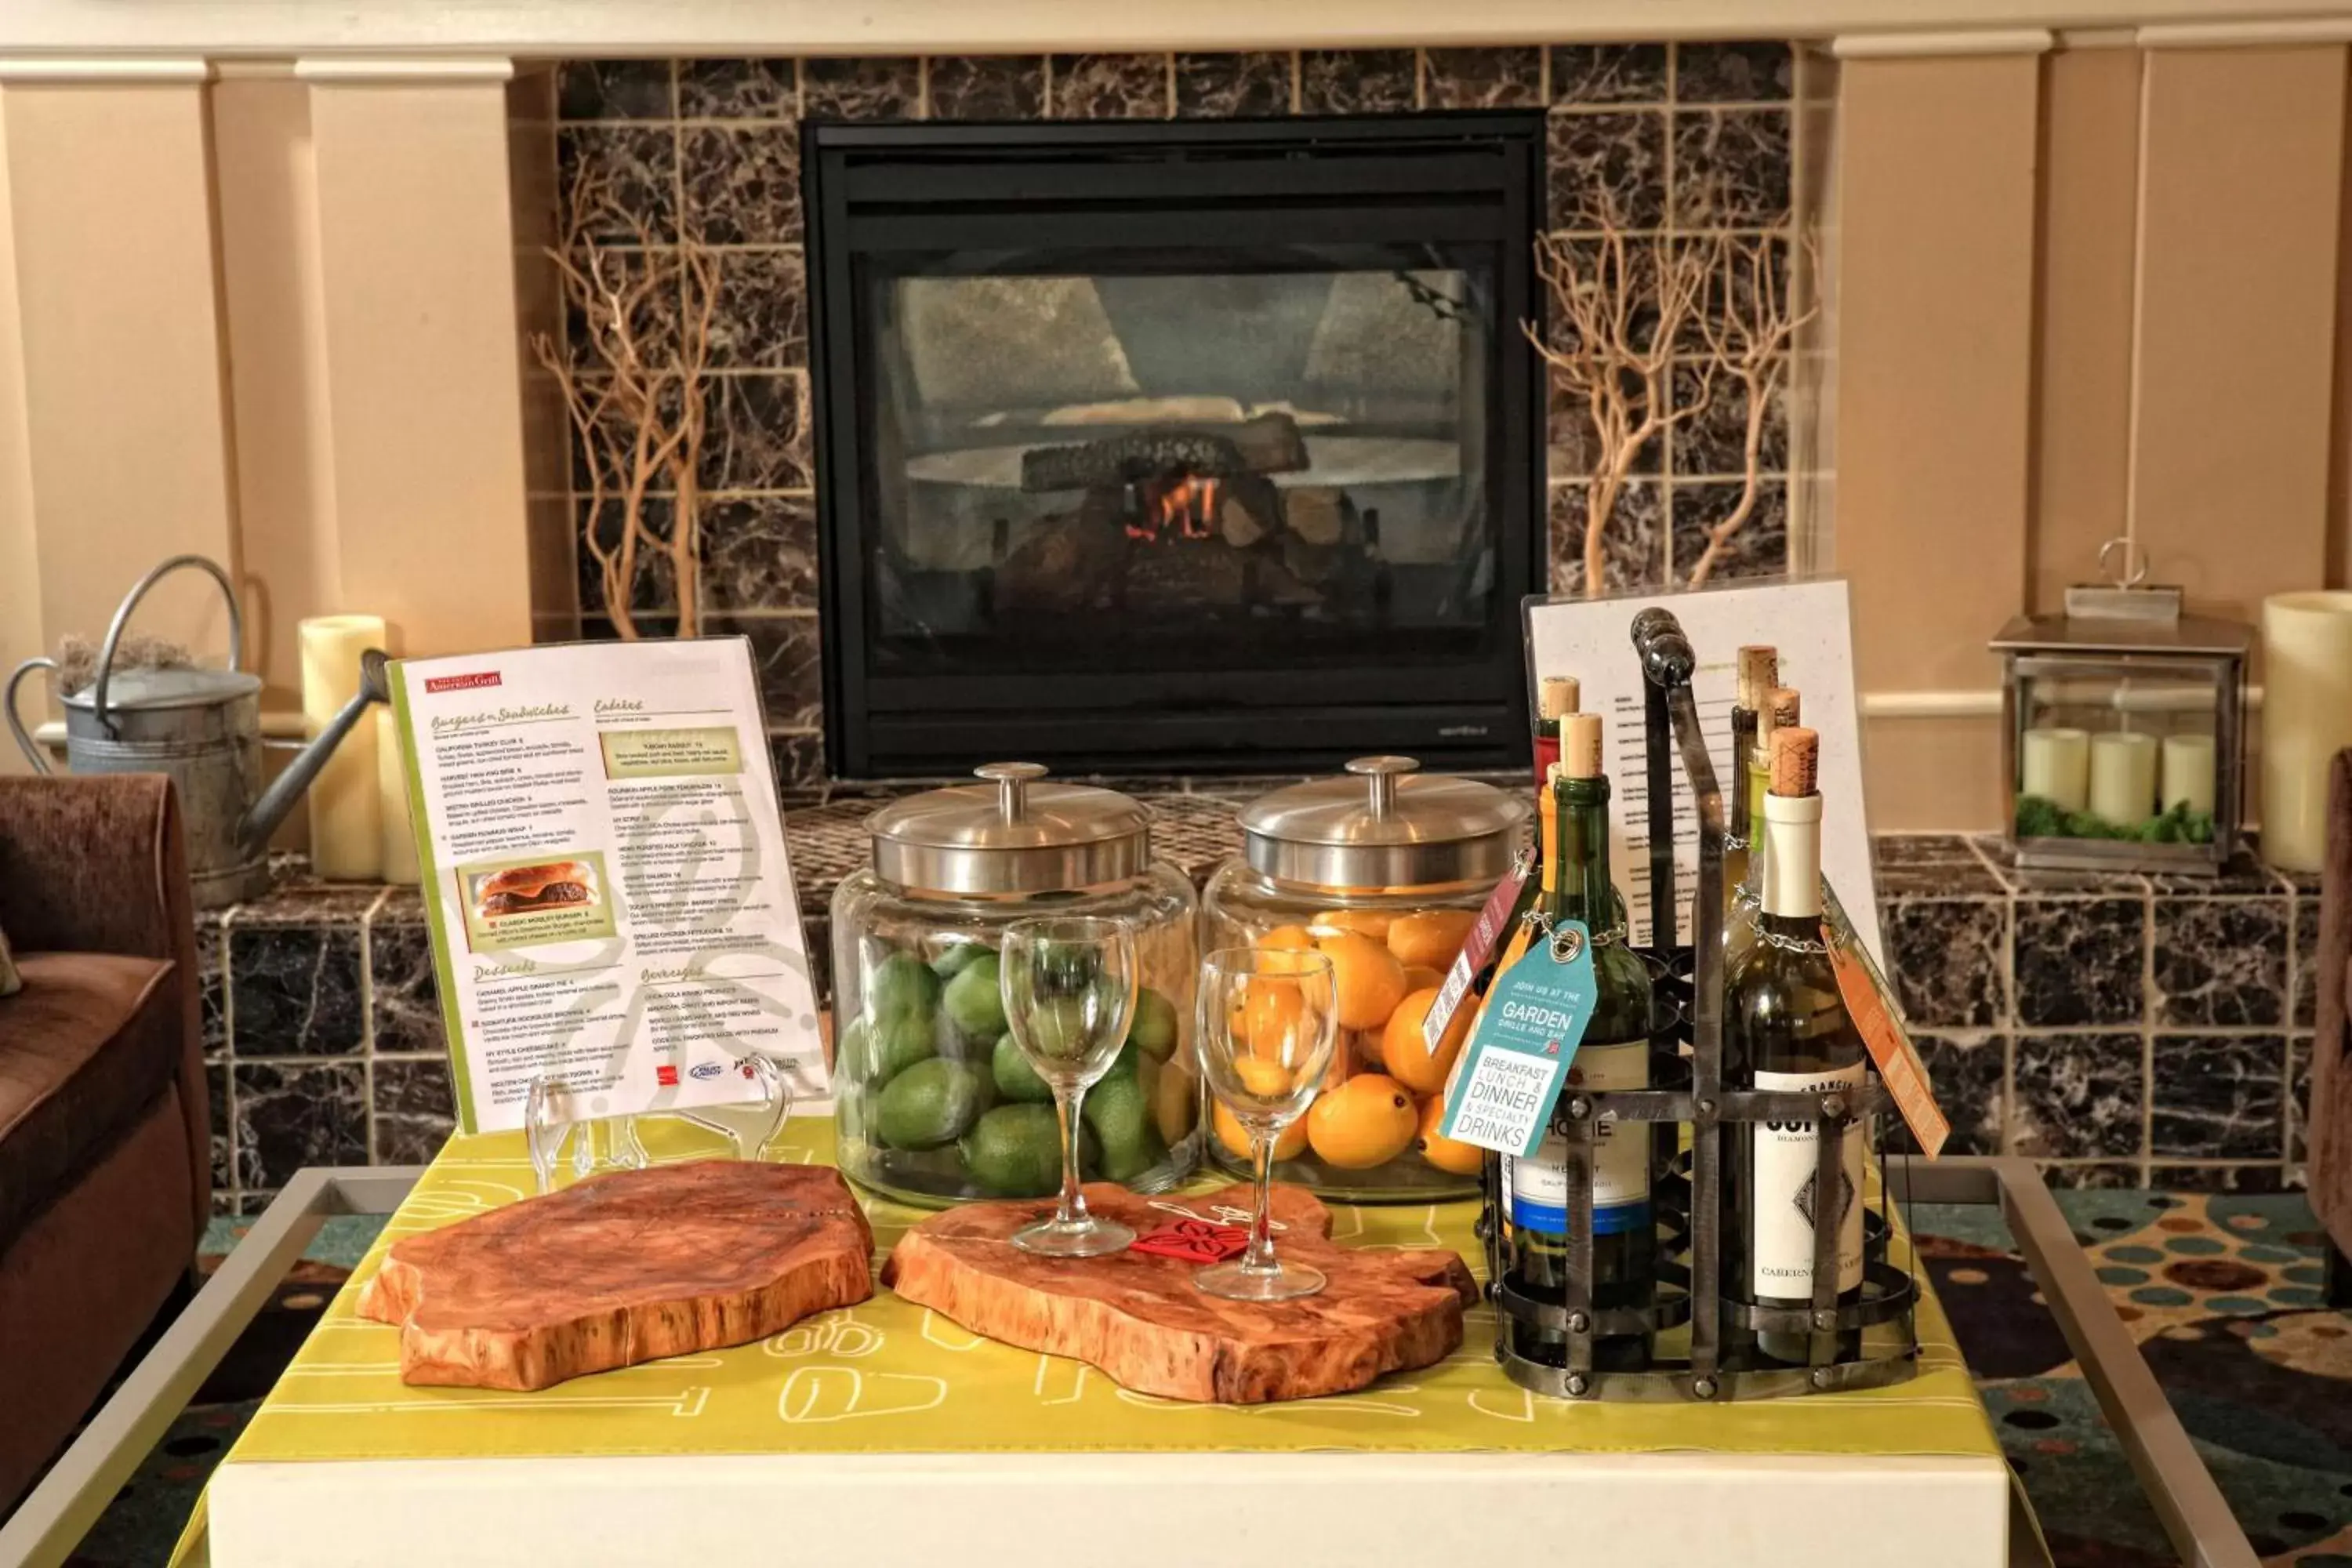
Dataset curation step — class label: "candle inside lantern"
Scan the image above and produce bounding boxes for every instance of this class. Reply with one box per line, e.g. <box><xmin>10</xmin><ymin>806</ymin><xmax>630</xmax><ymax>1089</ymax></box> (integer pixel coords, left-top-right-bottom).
<box><xmin>2088</xmin><ymin>731</ymin><xmax>2158</xmax><ymax>826</ymax></box>
<box><xmin>376</xmin><ymin>706</ymin><xmax>419</xmax><ymax>885</ymax></box>
<box><xmin>299</xmin><ymin>614</ymin><xmax>386</xmax><ymax>880</ymax></box>
<box><xmin>2021</xmin><ymin>727</ymin><xmax>2090</xmax><ymax>811</ymax></box>
<box><xmin>2160</xmin><ymin>733</ymin><xmax>2216</xmax><ymax>817</ymax></box>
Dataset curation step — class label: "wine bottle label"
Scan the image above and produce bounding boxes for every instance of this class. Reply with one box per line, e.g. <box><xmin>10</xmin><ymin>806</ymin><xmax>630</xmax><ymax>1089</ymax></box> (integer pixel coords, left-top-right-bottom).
<box><xmin>1748</xmin><ymin>1063</ymin><xmax>1867</xmax><ymax>1300</ymax></box>
<box><xmin>1502</xmin><ymin>1037</ymin><xmax>1651</xmax><ymax>1236</ymax></box>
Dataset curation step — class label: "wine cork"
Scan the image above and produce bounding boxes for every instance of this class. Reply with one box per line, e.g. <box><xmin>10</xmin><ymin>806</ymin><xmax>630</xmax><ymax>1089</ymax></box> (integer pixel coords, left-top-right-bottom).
<box><xmin>1559</xmin><ymin>713</ymin><xmax>1605</xmax><ymax>779</ymax></box>
<box><xmin>1771</xmin><ymin>725</ymin><xmax>1820</xmax><ymax>797</ymax></box>
<box><xmin>1737</xmin><ymin>645</ymin><xmax>1778</xmax><ymax>710</ymax></box>
<box><xmin>1769</xmin><ymin>686</ymin><xmax>1801</xmax><ymax>730</ymax></box>
<box><xmin>1539</xmin><ymin>675</ymin><xmax>1581</xmax><ymax>720</ymax></box>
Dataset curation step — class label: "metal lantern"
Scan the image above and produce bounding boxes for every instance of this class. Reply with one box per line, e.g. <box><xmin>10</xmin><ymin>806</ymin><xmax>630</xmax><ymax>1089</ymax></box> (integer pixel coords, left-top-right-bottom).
<box><xmin>1991</xmin><ymin>540</ymin><xmax>2250</xmax><ymax>877</ymax></box>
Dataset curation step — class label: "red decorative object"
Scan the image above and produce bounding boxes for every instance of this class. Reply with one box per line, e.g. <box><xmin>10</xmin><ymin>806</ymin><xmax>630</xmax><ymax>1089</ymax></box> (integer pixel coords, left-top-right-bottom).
<box><xmin>1131</xmin><ymin>1218</ymin><xmax>1250</xmax><ymax>1264</ymax></box>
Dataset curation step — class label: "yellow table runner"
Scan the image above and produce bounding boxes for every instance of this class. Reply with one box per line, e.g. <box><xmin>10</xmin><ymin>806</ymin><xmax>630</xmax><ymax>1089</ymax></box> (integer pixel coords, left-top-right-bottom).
<box><xmin>209</xmin><ymin>1117</ymin><xmax>1998</xmax><ymax>1465</ymax></box>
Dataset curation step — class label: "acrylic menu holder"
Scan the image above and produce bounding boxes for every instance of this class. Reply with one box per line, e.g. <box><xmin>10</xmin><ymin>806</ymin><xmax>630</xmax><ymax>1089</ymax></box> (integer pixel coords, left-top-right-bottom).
<box><xmin>522</xmin><ymin>1053</ymin><xmax>795</xmax><ymax>1195</ymax></box>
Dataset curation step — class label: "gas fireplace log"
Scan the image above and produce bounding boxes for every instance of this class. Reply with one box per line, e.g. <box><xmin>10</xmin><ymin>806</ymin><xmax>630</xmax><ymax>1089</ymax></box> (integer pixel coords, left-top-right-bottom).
<box><xmin>993</xmin><ymin>495</ymin><xmax>1125</xmax><ymax>615</ymax></box>
<box><xmin>1019</xmin><ymin>412</ymin><xmax>1309</xmax><ymax>494</ymax></box>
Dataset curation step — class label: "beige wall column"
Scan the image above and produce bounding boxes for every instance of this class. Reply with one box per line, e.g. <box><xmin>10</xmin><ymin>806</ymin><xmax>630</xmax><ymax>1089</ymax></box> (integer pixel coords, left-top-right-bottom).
<box><xmin>0</xmin><ymin>61</ymin><xmax>240</xmax><ymax>771</ymax></box>
<box><xmin>1831</xmin><ymin>37</ymin><xmax>2046</xmax><ymax>831</ymax></box>
<box><xmin>2129</xmin><ymin>40</ymin><xmax>2346</xmax><ymax>620</ymax></box>
<box><xmin>299</xmin><ymin>57</ymin><xmax>533</xmax><ymax>660</ymax></box>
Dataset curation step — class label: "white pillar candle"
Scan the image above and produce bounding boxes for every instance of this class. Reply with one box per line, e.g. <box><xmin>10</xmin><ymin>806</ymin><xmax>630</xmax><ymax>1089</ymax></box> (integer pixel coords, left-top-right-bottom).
<box><xmin>2260</xmin><ymin>590</ymin><xmax>2352</xmax><ymax>873</ymax></box>
<box><xmin>376</xmin><ymin>706</ymin><xmax>419</xmax><ymax>885</ymax></box>
<box><xmin>299</xmin><ymin>614</ymin><xmax>386</xmax><ymax>880</ymax></box>
<box><xmin>2160</xmin><ymin>733</ymin><xmax>2217</xmax><ymax>818</ymax></box>
<box><xmin>2020</xmin><ymin>727</ymin><xmax>2090</xmax><ymax>811</ymax></box>
<box><xmin>2088</xmin><ymin>731</ymin><xmax>2158</xmax><ymax>827</ymax></box>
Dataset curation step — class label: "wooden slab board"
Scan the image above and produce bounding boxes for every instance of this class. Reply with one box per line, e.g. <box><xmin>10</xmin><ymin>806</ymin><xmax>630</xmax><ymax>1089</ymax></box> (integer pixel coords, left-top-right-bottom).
<box><xmin>357</xmin><ymin>1160</ymin><xmax>873</xmax><ymax>1391</ymax></box>
<box><xmin>882</xmin><ymin>1181</ymin><xmax>1479</xmax><ymax>1404</ymax></box>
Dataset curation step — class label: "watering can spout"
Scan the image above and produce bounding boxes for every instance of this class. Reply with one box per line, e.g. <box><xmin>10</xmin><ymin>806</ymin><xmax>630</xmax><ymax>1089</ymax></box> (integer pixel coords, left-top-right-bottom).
<box><xmin>237</xmin><ymin>648</ymin><xmax>391</xmax><ymax>856</ymax></box>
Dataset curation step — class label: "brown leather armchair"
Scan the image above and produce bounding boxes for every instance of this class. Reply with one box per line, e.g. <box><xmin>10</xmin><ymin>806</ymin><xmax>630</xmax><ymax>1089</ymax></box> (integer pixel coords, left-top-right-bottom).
<box><xmin>0</xmin><ymin>774</ymin><xmax>208</xmax><ymax>1511</ymax></box>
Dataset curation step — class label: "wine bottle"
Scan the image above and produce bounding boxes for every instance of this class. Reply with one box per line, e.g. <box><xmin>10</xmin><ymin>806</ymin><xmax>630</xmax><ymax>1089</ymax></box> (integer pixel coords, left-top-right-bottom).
<box><xmin>1534</xmin><ymin>675</ymin><xmax>1580</xmax><ymax>789</ymax></box>
<box><xmin>1726</xmin><ymin>684</ymin><xmax>1801</xmax><ymax>967</ymax></box>
<box><xmin>1723</xmin><ymin>724</ymin><xmax>1866</xmax><ymax>1367</ymax></box>
<box><xmin>1721</xmin><ymin>646</ymin><xmax>1776</xmax><ymax>922</ymax></box>
<box><xmin>1501</xmin><ymin>717</ymin><xmax>1657</xmax><ymax>1374</ymax></box>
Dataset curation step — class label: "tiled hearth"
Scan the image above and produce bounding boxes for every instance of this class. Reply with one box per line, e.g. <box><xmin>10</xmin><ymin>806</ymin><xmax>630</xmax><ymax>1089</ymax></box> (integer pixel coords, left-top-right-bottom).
<box><xmin>203</xmin><ymin>815</ymin><xmax>2317</xmax><ymax>1213</ymax></box>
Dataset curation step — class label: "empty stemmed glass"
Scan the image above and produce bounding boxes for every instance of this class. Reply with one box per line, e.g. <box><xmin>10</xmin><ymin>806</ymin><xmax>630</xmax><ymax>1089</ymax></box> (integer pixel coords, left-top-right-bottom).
<box><xmin>1192</xmin><ymin>946</ymin><xmax>1338</xmax><ymax>1301</ymax></box>
<box><xmin>1000</xmin><ymin>915</ymin><xmax>1138</xmax><ymax>1257</ymax></box>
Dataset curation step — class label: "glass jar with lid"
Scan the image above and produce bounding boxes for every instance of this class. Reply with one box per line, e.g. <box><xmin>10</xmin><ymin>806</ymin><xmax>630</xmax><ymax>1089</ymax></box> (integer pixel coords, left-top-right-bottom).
<box><xmin>831</xmin><ymin>763</ymin><xmax>1200</xmax><ymax>1207</ymax></box>
<box><xmin>1201</xmin><ymin>757</ymin><xmax>1530</xmax><ymax>1201</ymax></box>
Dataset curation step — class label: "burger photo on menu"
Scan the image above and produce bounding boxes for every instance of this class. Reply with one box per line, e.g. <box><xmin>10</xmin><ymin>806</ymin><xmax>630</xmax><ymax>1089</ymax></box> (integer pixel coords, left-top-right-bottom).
<box><xmin>454</xmin><ymin>850</ymin><xmax>618</xmax><ymax>952</ymax></box>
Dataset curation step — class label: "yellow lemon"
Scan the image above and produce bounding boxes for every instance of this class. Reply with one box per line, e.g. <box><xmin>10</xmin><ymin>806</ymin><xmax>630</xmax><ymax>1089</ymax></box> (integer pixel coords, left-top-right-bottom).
<box><xmin>1387</xmin><ymin>909</ymin><xmax>1479</xmax><ymax>971</ymax></box>
<box><xmin>1415</xmin><ymin>1094</ymin><xmax>1485</xmax><ymax>1176</ymax></box>
<box><xmin>1315</xmin><ymin>931</ymin><xmax>1409</xmax><ymax>1033</ymax></box>
<box><xmin>1305</xmin><ymin>1073</ymin><xmax>1419</xmax><ymax>1169</ymax></box>
<box><xmin>1380</xmin><ymin>986</ymin><xmax>1472</xmax><ymax>1096</ymax></box>
<box><xmin>1214</xmin><ymin>1102</ymin><xmax>1308</xmax><ymax>1161</ymax></box>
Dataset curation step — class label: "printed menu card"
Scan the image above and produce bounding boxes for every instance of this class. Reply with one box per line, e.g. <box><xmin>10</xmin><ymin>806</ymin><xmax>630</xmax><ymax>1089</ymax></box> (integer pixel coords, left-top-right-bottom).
<box><xmin>389</xmin><ymin>638</ymin><xmax>825</xmax><ymax>1134</ymax></box>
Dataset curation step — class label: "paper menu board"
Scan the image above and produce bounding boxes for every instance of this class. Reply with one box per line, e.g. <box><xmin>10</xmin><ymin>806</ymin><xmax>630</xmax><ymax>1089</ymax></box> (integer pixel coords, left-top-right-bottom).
<box><xmin>389</xmin><ymin>639</ymin><xmax>826</xmax><ymax>1134</ymax></box>
<box><xmin>1523</xmin><ymin>579</ymin><xmax>1884</xmax><ymax>968</ymax></box>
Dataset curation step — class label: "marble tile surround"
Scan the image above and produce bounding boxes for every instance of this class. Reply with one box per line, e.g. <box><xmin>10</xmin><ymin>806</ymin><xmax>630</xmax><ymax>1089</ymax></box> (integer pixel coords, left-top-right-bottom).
<box><xmin>208</xmin><ymin>822</ymin><xmax>2314</xmax><ymax>1207</ymax></box>
<box><xmin>539</xmin><ymin>44</ymin><xmax>1808</xmax><ymax>776</ymax></box>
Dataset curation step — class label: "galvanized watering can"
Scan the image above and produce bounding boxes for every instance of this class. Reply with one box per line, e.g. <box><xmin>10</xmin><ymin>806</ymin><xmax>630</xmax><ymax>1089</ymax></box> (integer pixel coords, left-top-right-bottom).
<box><xmin>4</xmin><ymin>554</ymin><xmax>388</xmax><ymax>907</ymax></box>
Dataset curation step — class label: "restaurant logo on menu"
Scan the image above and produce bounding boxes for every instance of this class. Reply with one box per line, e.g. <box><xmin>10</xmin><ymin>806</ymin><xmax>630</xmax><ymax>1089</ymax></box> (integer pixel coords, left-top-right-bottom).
<box><xmin>424</xmin><ymin>671</ymin><xmax>503</xmax><ymax>694</ymax></box>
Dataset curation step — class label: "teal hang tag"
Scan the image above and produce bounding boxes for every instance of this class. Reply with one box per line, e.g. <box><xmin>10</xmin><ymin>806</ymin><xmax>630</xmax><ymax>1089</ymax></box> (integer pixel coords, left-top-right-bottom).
<box><xmin>1436</xmin><ymin>919</ymin><xmax>1597</xmax><ymax>1158</ymax></box>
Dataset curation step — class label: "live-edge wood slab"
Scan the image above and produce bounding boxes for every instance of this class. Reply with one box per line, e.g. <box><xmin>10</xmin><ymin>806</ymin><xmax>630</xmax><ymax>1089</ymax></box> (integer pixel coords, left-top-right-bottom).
<box><xmin>358</xmin><ymin>1160</ymin><xmax>873</xmax><ymax>1391</ymax></box>
<box><xmin>883</xmin><ymin>1181</ymin><xmax>1479</xmax><ymax>1403</ymax></box>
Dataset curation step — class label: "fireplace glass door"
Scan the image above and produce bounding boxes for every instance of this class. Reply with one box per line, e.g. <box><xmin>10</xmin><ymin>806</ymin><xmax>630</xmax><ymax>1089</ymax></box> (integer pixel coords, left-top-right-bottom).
<box><xmin>809</xmin><ymin>119</ymin><xmax>1544</xmax><ymax>775</ymax></box>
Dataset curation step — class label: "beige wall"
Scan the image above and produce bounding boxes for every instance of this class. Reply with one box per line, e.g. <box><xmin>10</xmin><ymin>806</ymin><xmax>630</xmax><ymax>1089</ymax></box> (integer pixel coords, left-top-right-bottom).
<box><xmin>1838</xmin><ymin>39</ymin><xmax>2352</xmax><ymax>830</ymax></box>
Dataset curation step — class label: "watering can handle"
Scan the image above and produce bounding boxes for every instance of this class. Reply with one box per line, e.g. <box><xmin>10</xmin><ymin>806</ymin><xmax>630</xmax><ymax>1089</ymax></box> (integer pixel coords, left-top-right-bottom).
<box><xmin>92</xmin><ymin>554</ymin><xmax>245</xmax><ymax>736</ymax></box>
<box><xmin>3</xmin><ymin>658</ymin><xmax>58</xmax><ymax>775</ymax></box>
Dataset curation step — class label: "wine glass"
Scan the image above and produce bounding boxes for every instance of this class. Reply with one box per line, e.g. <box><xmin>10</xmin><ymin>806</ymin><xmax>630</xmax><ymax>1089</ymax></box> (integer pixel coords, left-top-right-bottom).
<box><xmin>1000</xmin><ymin>915</ymin><xmax>1138</xmax><ymax>1258</ymax></box>
<box><xmin>1192</xmin><ymin>946</ymin><xmax>1338</xmax><ymax>1301</ymax></box>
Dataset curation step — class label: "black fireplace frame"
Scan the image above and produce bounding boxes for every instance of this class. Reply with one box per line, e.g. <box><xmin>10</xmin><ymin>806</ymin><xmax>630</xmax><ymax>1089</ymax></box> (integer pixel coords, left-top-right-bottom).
<box><xmin>804</xmin><ymin>114</ymin><xmax>1548</xmax><ymax>779</ymax></box>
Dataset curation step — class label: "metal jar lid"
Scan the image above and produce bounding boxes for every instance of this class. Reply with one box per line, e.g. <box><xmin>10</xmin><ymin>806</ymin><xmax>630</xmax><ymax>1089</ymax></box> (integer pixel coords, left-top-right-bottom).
<box><xmin>866</xmin><ymin>762</ymin><xmax>1152</xmax><ymax>895</ymax></box>
<box><xmin>1240</xmin><ymin>757</ymin><xmax>1530</xmax><ymax>891</ymax></box>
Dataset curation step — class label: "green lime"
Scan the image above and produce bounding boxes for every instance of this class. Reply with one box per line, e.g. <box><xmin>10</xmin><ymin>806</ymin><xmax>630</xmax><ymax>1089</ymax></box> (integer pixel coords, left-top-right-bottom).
<box><xmin>991</xmin><ymin>1031</ymin><xmax>1054</xmax><ymax>1104</ymax></box>
<box><xmin>875</xmin><ymin>1057</ymin><xmax>995</xmax><ymax>1151</ymax></box>
<box><xmin>931</xmin><ymin>941</ymin><xmax>989</xmax><ymax>979</ymax></box>
<box><xmin>959</xmin><ymin>1104</ymin><xmax>1092</xmax><ymax>1198</ymax></box>
<box><xmin>866</xmin><ymin>951</ymin><xmax>940</xmax><ymax>1021</ymax></box>
<box><xmin>1127</xmin><ymin>986</ymin><xmax>1179</xmax><ymax>1059</ymax></box>
<box><xmin>1081</xmin><ymin>1071</ymin><xmax>1167</xmax><ymax>1184</ymax></box>
<box><xmin>866</xmin><ymin>1007</ymin><xmax>937</xmax><ymax>1085</ymax></box>
<box><xmin>942</xmin><ymin>952</ymin><xmax>1006</xmax><ymax>1040</ymax></box>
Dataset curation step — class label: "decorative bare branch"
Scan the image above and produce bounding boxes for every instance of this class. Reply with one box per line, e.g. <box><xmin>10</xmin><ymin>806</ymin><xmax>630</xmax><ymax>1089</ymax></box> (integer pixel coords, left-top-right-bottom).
<box><xmin>1682</xmin><ymin>227</ymin><xmax>1821</xmax><ymax>589</ymax></box>
<box><xmin>528</xmin><ymin>158</ymin><xmax>714</xmax><ymax>638</ymax></box>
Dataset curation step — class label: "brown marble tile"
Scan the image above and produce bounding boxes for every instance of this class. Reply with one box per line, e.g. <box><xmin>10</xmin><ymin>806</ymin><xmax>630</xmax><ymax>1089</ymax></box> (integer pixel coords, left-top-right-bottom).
<box><xmin>1549</xmin><ymin>43</ymin><xmax>1668</xmax><ymax>106</ymax></box>
<box><xmin>1548</xmin><ymin>109</ymin><xmax>1667</xmax><ymax>230</ymax></box>
<box><xmin>697</xmin><ymin>372</ymin><xmax>812</xmax><ymax>491</ymax></box>
<box><xmin>678</xmin><ymin>58</ymin><xmax>798</xmax><ymax>119</ymax></box>
<box><xmin>576</xmin><ymin>496</ymin><xmax>680</xmax><ymax>617</ymax></box>
<box><xmin>1669</xmin><ymin>478</ymin><xmax>1788</xmax><ymax>586</ymax></box>
<box><xmin>699</xmin><ymin>494</ymin><xmax>819</xmax><ymax>614</ymax></box>
<box><xmin>1174</xmin><ymin>53</ymin><xmax>1291</xmax><ymax>118</ymax></box>
<box><xmin>1422</xmin><ymin>47</ymin><xmax>1544</xmax><ymax>110</ymax></box>
<box><xmin>1670</xmin><ymin>355</ymin><xmax>1790</xmax><ymax>477</ymax></box>
<box><xmin>1674</xmin><ymin>107</ymin><xmax>1794</xmax><ymax>229</ymax></box>
<box><xmin>1050</xmin><ymin>53</ymin><xmax>1169</xmax><ymax>119</ymax></box>
<box><xmin>706</xmin><ymin>245</ymin><xmax>807</xmax><ymax>370</ymax></box>
<box><xmin>711</xmin><ymin>614</ymin><xmax>822</xmax><ymax>727</ymax></box>
<box><xmin>1548</xmin><ymin>478</ymin><xmax>1664</xmax><ymax>599</ymax></box>
<box><xmin>927</xmin><ymin>56</ymin><xmax>1046</xmax><ymax>119</ymax></box>
<box><xmin>1677</xmin><ymin>42</ymin><xmax>1795</xmax><ymax>103</ymax></box>
<box><xmin>1299</xmin><ymin>50</ymin><xmax>1419</xmax><ymax>114</ymax></box>
<box><xmin>769</xmin><ymin>730</ymin><xmax>829</xmax><ymax>792</ymax></box>
<box><xmin>681</xmin><ymin>122</ymin><xmax>801</xmax><ymax>245</ymax></box>
<box><xmin>557</xmin><ymin>125</ymin><xmax>677</xmax><ymax>243</ymax></box>
<box><xmin>802</xmin><ymin>56</ymin><xmax>922</xmax><ymax>121</ymax></box>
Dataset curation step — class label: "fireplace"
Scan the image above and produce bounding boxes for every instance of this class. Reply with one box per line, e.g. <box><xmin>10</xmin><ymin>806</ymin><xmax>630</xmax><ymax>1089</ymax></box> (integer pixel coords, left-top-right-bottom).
<box><xmin>804</xmin><ymin>115</ymin><xmax>1547</xmax><ymax>777</ymax></box>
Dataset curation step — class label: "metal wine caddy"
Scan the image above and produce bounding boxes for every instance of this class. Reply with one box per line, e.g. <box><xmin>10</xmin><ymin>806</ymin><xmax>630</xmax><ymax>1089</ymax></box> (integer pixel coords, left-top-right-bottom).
<box><xmin>1478</xmin><ymin>606</ymin><xmax>1922</xmax><ymax>1402</ymax></box>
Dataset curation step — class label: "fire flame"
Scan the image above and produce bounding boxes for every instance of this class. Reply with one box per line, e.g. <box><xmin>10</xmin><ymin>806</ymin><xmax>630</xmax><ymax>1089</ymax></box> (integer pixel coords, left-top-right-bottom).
<box><xmin>1127</xmin><ymin>475</ymin><xmax>1221</xmax><ymax>543</ymax></box>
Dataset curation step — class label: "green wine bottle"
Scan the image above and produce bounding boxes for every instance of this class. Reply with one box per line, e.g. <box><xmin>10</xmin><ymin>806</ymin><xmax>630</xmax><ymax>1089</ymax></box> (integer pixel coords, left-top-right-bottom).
<box><xmin>1534</xmin><ymin>674</ymin><xmax>1578</xmax><ymax>789</ymax></box>
<box><xmin>1723</xmin><ymin>722</ymin><xmax>1866</xmax><ymax>1367</ymax></box>
<box><xmin>1721</xmin><ymin>646</ymin><xmax>1775</xmax><ymax>925</ymax></box>
<box><xmin>1501</xmin><ymin>715</ymin><xmax>1657</xmax><ymax>1374</ymax></box>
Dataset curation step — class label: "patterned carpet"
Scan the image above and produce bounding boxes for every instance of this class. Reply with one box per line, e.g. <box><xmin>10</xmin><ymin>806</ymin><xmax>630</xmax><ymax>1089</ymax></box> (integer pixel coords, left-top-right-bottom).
<box><xmin>38</xmin><ymin>1198</ymin><xmax>2352</xmax><ymax>1567</ymax></box>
